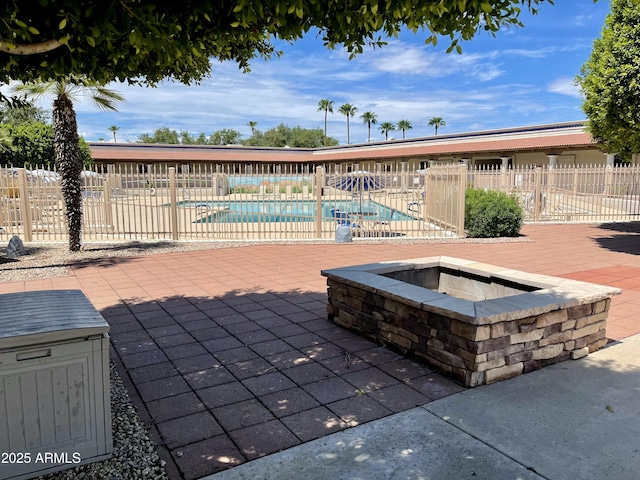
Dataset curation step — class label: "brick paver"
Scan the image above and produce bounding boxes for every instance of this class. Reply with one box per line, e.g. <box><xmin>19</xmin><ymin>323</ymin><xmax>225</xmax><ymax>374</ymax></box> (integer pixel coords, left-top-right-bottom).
<box><xmin>3</xmin><ymin>223</ymin><xmax>640</xmax><ymax>479</ymax></box>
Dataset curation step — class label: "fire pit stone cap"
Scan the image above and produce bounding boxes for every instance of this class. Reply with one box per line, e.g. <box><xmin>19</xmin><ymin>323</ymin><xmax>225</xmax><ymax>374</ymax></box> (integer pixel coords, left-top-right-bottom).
<box><xmin>322</xmin><ymin>257</ymin><xmax>621</xmax><ymax>326</ymax></box>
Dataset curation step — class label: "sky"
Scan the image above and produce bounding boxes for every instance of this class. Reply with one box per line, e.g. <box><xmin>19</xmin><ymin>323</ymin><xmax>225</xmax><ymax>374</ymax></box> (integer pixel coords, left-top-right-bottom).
<box><xmin>57</xmin><ymin>2</ymin><xmax>611</xmax><ymax>144</ymax></box>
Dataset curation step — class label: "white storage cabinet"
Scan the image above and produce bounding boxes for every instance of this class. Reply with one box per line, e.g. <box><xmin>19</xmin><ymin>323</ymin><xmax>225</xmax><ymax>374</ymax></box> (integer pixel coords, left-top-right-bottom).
<box><xmin>0</xmin><ymin>290</ymin><xmax>112</xmax><ymax>480</ymax></box>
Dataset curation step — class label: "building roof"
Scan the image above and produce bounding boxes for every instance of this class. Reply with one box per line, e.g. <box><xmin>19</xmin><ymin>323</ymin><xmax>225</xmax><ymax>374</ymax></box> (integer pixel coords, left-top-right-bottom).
<box><xmin>89</xmin><ymin>121</ymin><xmax>599</xmax><ymax>164</ymax></box>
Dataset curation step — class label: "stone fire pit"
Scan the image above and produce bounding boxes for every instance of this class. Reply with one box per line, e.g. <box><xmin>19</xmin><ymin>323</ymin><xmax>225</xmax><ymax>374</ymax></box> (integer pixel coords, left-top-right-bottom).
<box><xmin>322</xmin><ymin>256</ymin><xmax>620</xmax><ymax>387</ymax></box>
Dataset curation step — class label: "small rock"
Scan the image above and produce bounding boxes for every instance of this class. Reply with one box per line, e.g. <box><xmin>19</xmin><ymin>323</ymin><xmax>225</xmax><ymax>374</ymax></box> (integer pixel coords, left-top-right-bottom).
<box><xmin>7</xmin><ymin>235</ymin><xmax>26</xmax><ymax>258</ymax></box>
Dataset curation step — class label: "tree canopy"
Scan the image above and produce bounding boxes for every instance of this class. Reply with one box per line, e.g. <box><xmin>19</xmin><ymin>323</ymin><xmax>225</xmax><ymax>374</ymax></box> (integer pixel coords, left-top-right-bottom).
<box><xmin>0</xmin><ymin>103</ymin><xmax>48</xmax><ymax>124</ymax></box>
<box><xmin>138</xmin><ymin>127</ymin><xmax>183</xmax><ymax>144</ymax></box>
<box><xmin>0</xmin><ymin>122</ymin><xmax>92</xmax><ymax>167</ymax></box>
<box><xmin>577</xmin><ymin>0</ymin><xmax>640</xmax><ymax>158</ymax></box>
<box><xmin>0</xmin><ymin>103</ymin><xmax>92</xmax><ymax>166</ymax></box>
<box><xmin>138</xmin><ymin>127</ymin><xmax>243</xmax><ymax>145</ymax></box>
<box><xmin>137</xmin><ymin>124</ymin><xmax>335</xmax><ymax>147</ymax></box>
<box><xmin>2</xmin><ymin>1</ymin><xmax>553</xmax><ymax>87</ymax></box>
<box><xmin>247</xmin><ymin>124</ymin><xmax>338</xmax><ymax>148</ymax></box>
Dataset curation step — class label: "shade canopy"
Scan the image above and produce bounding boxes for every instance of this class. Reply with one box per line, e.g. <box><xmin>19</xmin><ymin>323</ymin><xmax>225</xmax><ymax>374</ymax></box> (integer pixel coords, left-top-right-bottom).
<box><xmin>328</xmin><ymin>170</ymin><xmax>391</xmax><ymax>192</ymax></box>
<box><xmin>328</xmin><ymin>170</ymin><xmax>392</xmax><ymax>212</ymax></box>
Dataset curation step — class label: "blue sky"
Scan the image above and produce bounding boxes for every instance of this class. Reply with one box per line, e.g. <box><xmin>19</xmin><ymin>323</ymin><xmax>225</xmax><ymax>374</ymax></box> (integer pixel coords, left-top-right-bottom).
<box><xmin>71</xmin><ymin>1</ymin><xmax>610</xmax><ymax>145</ymax></box>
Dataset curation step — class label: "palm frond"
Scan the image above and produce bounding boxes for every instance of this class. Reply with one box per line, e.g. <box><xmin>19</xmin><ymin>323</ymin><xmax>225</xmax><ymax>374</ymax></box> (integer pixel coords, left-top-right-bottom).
<box><xmin>13</xmin><ymin>78</ymin><xmax>124</xmax><ymax>113</ymax></box>
<box><xmin>12</xmin><ymin>81</ymin><xmax>56</xmax><ymax>102</ymax></box>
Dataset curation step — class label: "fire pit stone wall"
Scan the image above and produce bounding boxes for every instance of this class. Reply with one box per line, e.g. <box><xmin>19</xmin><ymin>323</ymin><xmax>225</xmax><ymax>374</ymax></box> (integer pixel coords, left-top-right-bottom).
<box><xmin>322</xmin><ymin>257</ymin><xmax>620</xmax><ymax>387</ymax></box>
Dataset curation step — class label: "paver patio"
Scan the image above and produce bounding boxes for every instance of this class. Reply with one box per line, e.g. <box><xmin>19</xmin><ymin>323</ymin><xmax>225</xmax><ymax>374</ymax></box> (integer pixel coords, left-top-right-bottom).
<box><xmin>2</xmin><ymin>223</ymin><xmax>640</xmax><ymax>479</ymax></box>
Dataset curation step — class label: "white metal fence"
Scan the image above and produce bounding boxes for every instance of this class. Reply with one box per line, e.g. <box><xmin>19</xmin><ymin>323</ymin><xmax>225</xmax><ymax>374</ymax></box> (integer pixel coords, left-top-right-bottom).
<box><xmin>0</xmin><ymin>163</ymin><xmax>466</xmax><ymax>243</ymax></box>
<box><xmin>468</xmin><ymin>165</ymin><xmax>640</xmax><ymax>222</ymax></box>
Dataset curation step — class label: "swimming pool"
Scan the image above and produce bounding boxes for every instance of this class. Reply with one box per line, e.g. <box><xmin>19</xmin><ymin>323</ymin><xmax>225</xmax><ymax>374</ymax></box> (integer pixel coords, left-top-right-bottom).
<box><xmin>178</xmin><ymin>200</ymin><xmax>412</xmax><ymax>224</ymax></box>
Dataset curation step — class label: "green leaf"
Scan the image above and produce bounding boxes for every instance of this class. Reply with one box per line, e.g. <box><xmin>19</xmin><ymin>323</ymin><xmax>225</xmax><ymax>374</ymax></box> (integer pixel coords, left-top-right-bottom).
<box><xmin>605</xmin><ymin>405</ymin><xmax>614</xmax><ymax>413</ymax></box>
<box><xmin>28</xmin><ymin>27</ymin><xmax>40</xmax><ymax>34</ymax></box>
<box><xmin>86</xmin><ymin>36</ymin><xmax>95</xmax><ymax>47</ymax></box>
<box><xmin>59</xmin><ymin>17</ymin><xmax>67</xmax><ymax>30</ymax></box>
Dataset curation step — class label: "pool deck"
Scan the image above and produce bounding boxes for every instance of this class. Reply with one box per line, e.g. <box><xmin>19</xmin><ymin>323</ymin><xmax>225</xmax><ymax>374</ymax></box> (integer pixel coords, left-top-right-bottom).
<box><xmin>2</xmin><ymin>222</ymin><xmax>640</xmax><ymax>479</ymax></box>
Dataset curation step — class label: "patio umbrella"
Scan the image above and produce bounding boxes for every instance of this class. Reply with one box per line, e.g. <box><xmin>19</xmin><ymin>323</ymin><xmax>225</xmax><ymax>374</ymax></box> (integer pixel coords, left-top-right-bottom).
<box><xmin>328</xmin><ymin>170</ymin><xmax>391</xmax><ymax>212</ymax></box>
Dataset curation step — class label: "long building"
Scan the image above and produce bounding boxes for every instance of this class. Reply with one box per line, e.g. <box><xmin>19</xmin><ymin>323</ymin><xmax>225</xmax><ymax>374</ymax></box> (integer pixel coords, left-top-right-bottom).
<box><xmin>89</xmin><ymin>120</ymin><xmax>616</xmax><ymax>172</ymax></box>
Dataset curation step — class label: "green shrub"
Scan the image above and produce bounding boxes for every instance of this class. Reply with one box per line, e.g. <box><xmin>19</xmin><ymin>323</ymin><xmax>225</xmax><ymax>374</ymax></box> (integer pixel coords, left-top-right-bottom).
<box><xmin>231</xmin><ymin>185</ymin><xmax>259</xmax><ymax>194</ymax></box>
<box><xmin>465</xmin><ymin>188</ymin><xmax>523</xmax><ymax>238</ymax></box>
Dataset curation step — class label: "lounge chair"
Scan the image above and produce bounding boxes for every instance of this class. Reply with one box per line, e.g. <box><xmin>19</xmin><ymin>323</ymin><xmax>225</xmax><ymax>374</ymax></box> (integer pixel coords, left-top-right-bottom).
<box><xmin>408</xmin><ymin>188</ymin><xmax>425</xmax><ymax>213</ymax></box>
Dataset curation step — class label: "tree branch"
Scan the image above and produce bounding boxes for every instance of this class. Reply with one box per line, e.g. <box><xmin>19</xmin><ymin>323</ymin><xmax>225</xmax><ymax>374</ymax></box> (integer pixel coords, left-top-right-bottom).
<box><xmin>0</xmin><ymin>38</ymin><xmax>62</xmax><ymax>55</ymax></box>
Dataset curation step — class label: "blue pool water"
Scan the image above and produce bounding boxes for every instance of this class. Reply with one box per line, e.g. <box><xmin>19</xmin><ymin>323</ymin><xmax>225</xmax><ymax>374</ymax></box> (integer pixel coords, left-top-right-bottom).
<box><xmin>178</xmin><ymin>200</ymin><xmax>411</xmax><ymax>224</ymax></box>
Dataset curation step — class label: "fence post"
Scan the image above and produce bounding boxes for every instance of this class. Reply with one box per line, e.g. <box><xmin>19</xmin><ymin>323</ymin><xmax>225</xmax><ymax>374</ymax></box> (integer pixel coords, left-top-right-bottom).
<box><xmin>104</xmin><ymin>175</ymin><xmax>114</xmax><ymax>230</ymax></box>
<box><xmin>534</xmin><ymin>167</ymin><xmax>542</xmax><ymax>222</ymax></box>
<box><xmin>423</xmin><ymin>169</ymin><xmax>431</xmax><ymax>223</ymax></box>
<box><xmin>169</xmin><ymin>167</ymin><xmax>178</xmax><ymax>240</ymax></box>
<box><xmin>457</xmin><ymin>164</ymin><xmax>467</xmax><ymax>237</ymax></box>
<box><xmin>604</xmin><ymin>165</ymin><xmax>613</xmax><ymax>197</ymax></box>
<box><xmin>315</xmin><ymin>166</ymin><xmax>325</xmax><ymax>238</ymax></box>
<box><xmin>17</xmin><ymin>168</ymin><xmax>32</xmax><ymax>242</ymax></box>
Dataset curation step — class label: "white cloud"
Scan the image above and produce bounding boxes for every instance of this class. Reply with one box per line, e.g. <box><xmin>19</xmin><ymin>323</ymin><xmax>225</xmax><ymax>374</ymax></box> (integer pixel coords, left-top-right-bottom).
<box><xmin>72</xmin><ymin>72</ymin><xmax>584</xmax><ymax>144</ymax></box>
<box><xmin>547</xmin><ymin>77</ymin><xmax>581</xmax><ymax>98</ymax></box>
<box><xmin>574</xmin><ymin>14</ymin><xmax>593</xmax><ymax>27</ymax></box>
<box><xmin>501</xmin><ymin>48</ymin><xmax>553</xmax><ymax>58</ymax></box>
<box><xmin>339</xmin><ymin>41</ymin><xmax>506</xmax><ymax>83</ymax></box>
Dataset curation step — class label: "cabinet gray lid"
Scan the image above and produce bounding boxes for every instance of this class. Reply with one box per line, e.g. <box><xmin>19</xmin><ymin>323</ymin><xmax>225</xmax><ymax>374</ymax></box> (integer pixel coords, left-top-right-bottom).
<box><xmin>0</xmin><ymin>290</ymin><xmax>109</xmax><ymax>348</ymax></box>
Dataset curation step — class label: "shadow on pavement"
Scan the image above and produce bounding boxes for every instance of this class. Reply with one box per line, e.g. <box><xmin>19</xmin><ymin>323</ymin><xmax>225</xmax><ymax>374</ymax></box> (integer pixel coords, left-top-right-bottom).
<box><xmin>102</xmin><ymin>290</ymin><xmax>463</xmax><ymax>479</ymax></box>
<box><xmin>593</xmin><ymin>222</ymin><xmax>640</xmax><ymax>255</ymax></box>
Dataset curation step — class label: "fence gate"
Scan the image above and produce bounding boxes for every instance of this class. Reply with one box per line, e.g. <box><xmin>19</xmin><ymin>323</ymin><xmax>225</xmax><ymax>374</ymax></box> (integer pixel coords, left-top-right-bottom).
<box><xmin>423</xmin><ymin>164</ymin><xmax>466</xmax><ymax>237</ymax></box>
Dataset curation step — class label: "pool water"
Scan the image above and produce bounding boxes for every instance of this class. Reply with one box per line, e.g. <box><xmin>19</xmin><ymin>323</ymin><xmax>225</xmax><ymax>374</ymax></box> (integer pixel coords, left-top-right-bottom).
<box><xmin>178</xmin><ymin>200</ymin><xmax>412</xmax><ymax>224</ymax></box>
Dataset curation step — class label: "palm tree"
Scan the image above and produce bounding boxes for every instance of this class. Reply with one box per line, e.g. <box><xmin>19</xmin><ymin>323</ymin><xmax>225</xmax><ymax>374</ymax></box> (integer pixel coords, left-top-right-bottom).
<box><xmin>15</xmin><ymin>77</ymin><xmax>123</xmax><ymax>251</ymax></box>
<box><xmin>397</xmin><ymin>119</ymin><xmax>412</xmax><ymax>139</ymax></box>
<box><xmin>0</xmin><ymin>129</ymin><xmax>13</xmax><ymax>155</ymax></box>
<box><xmin>360</xmin><ymin>111</ymin><xmax>378</xmax><ymax>142</ymax></box>
<box><xmin>379</xmin><ymin>122</ymin><xmax>396</xmax><ymax>141</ymax></box>
<box><xmin>428</xmin><ymin>117</ymin><xmax>446</xmax><ymax>135</ymax></box>
<box><xmin>317</xmin><ymin>99</ymin><xmax>334</xmax><ymax>146</ymax></box>
<box><xmin>108</xmin><ymin>125</ymin><xmax>120</xmax><ymax>142</ymax></box>
<box><xmin>338</xmin><ymin>103</ymin><xmax>358</xmax><ymax>144</ymax></box>
<box><xmin>247</xmin><ymin>121</ymin><xmax>257</xmax><ymax>136</ymax></box>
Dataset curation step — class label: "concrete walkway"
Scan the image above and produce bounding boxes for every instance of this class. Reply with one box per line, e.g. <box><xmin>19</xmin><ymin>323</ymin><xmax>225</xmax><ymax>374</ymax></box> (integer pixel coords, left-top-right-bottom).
<box><xmin>208</xmin><ymin>332</ymin><xmax>640</xmax><ymax>480</ymax></box>
<box><xmin>1</xmin><ymin>223</ymin><xmax>640</xmax><ymax>479</ymax></box>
